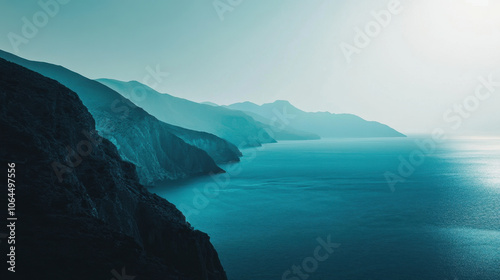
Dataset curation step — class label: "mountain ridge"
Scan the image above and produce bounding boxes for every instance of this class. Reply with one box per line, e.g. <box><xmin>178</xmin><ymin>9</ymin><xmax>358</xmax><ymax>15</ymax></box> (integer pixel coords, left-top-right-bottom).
<box><xmin>98</xmin><ymin>78</ymin><xmax>278</xmax><ymax>147</ymax></box>
<box><xmin>227</xmin><ymin>100</ymin><xmax>406</xmax><ymax>138</ymax></box>
<box><xmin>0</xmin><ymin>49</ymin><xmax>240</xmax><ymax>185</ymax></box>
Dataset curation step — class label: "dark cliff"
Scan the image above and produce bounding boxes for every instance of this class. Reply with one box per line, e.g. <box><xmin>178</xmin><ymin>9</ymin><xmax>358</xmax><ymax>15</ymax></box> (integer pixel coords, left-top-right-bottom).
<box><xmin>0</xmin><ymin>50</ymin><xmax>241</xmax><ymax>185</ymax></box>
<box><xmin>98</xmin><ymin>79</ymin><xmax>277</xmax><ymax>147</ymax></box>
<box><xmin>0</xmin><ymin>58</ymin><xmax>227</xmax><ymax>280</ymax></box>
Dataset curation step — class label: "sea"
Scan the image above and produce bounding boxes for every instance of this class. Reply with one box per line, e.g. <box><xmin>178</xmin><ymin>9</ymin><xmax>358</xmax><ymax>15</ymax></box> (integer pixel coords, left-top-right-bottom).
<box><xmin>152</xmin><ymin>137</ymin><xmax>500</xmax><ymax>280</ymax></box>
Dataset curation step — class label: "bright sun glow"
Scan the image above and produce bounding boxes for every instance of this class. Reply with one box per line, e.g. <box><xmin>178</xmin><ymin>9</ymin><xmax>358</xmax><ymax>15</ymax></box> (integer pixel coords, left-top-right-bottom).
<box><xmin>403</xmin><ymin>0</ymin><xmax>500</xmax><ymax>66</ymax></box>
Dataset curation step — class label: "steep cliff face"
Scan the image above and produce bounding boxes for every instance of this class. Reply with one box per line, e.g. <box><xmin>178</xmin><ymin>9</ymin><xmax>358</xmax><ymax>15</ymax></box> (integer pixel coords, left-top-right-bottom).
<box><xmin>0</xmin><ymin>58</ymin><xmax>227</xmax><ymax>280</ymax></box>
<box><xmin>165</xmin><ymin>124</ymin><xmax>242</xmax><ymax>163</ymax></box>
<box><xmin>0</xmin><ymin>50</ymin><xmax>240</xmax><ymax>185</ymax></box>
<box><xmin>92</xmin><ymin>106</ymin><xmax>225</xmax><ymax>185</ymax></box>
<box><xmin>97</xmin><ymin>79</ymin><xmax>277</xmax><ymax>147</ymax></box>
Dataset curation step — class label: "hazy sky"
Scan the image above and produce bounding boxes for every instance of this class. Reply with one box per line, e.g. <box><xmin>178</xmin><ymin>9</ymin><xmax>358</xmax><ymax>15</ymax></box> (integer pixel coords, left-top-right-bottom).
<box><xmin>1</xmin><ymin>0</ymin><xmax>499</xmax><ymax>135</ymax></box>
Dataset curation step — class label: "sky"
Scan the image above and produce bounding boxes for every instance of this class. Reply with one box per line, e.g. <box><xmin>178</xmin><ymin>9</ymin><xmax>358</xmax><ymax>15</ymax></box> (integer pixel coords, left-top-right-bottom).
<box><xmin>1</xmin><ymin>0</ymin><xmax>500</xmax><ymax>135</ymax></box>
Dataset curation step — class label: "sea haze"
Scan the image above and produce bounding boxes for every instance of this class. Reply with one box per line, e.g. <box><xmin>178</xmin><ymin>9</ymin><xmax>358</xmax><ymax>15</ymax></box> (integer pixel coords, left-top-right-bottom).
<box><xmin>153</xmin><ymin>138</ymin><xmax>500</xmax><ymax>280</ymax></box>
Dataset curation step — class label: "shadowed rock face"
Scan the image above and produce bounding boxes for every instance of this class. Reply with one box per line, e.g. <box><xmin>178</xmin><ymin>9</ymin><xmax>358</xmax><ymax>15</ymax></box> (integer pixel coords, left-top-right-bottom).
<box><xmin>97</xmin><ymin>79</ymin><xmax>277</xmax><ymax>147</ymax></box>
<box><xmin>164</xmin><ymin>123</ymin><xmax>242</xmax><ymax>163</ymax></box>
<box><xmin>0</xmin><ymin>50</ymin><xmax>240</xmax><ymax>185</ymax></box>
<box><xmin>0</xmin><ymin>58</ymin><xmax>227</xmax><ymax>280</ymax></box>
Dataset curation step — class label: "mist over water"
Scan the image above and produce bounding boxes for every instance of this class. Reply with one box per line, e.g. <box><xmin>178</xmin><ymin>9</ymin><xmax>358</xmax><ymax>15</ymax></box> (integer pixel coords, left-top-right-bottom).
<box><xmin>153</xmin><ymin>138</ymin><xmax>500</xmax><ymax>280</ymax></box>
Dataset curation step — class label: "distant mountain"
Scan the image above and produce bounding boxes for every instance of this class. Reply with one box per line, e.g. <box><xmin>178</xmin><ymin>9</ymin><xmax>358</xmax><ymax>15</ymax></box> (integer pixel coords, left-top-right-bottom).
<box><xmin>227</xmin><ymin>100</ymin><xmax>406</xmax><ymax>138</ymax></box>
<box><xmin>97</xmin><ymin>79</ymin><xmax>277</xmax><ymax>147</ymax></box>
<box><xmin>0</xmin><ymin>50</ymin><xmax>241</xmax><ymax>185</ymax></box>
<box><xmin>233</xmin><ymin>108</ymin><xmax>321</xmax><ymax>141</ymax></box>
<box><xmin>202</xmin><ymin>101</ymin><xmax>219</xmax><ymax>106</ymax></box>
<box><xmin>0</xmin><ymin>57</ymin><xmax>227</xmax><ymax>279</ymax></box>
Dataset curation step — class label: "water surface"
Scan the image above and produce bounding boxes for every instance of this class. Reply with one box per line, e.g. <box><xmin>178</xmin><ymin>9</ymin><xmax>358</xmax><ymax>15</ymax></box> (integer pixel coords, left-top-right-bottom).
<box><xmin>153</xmin><ymin>138</ymin><xmax>500</xmax><ymax>280</ymax></box>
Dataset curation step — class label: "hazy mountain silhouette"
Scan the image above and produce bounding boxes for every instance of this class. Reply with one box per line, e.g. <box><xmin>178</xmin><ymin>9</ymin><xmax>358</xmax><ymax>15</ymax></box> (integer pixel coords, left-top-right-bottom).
<box><xmin>228</xmin><ymin>107</ymin><xmax>321</xmax><ymax>140</ymax></box>
<box><xmin>98</xmin><ymin>79</ymin><xmax>278</xmax><ymax>147</ymax></box>
<box><xmin>202</xmin><ymin>101</ymin><xmax>219</xmax><ymax>106</ymax></box>
<box><xmin>0</xmin><ymin>50</ymin><xmax>241</xmax><ymax>185</ymax></box>
<box><xmin>227</xmin><ymin>100</ymin><xmax>406</xmax><ymax>138</ymax></box>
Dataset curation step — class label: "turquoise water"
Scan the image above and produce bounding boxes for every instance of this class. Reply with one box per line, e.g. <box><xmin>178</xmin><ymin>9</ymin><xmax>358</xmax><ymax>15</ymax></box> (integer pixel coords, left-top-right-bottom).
<box><xmin>152</xmin><ymin>138</ymin><xmax>500</xmax><ymax>280</ymax></box>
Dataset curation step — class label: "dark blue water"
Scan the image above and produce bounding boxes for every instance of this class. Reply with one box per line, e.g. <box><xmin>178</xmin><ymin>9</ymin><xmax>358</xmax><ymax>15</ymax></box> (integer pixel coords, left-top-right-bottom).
<box><xmin>153</xmin><ymin>138</ymin><xmax>500</xmax><ymax>280</ymax></box>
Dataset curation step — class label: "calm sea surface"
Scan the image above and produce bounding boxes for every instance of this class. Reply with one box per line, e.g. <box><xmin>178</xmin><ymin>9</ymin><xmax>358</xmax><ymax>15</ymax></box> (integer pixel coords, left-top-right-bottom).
<box><xmin>153</xmin><ymin>138</ymin><xmax>500</xmax><ymax>280</ymax></box>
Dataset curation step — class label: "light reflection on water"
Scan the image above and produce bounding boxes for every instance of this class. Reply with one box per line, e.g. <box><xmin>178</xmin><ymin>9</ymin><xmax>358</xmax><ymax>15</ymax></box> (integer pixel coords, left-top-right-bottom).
<box><xmin>153</xmin><ymin>137</ymin><xmax>500</xmax><ymax>280</ymax></box>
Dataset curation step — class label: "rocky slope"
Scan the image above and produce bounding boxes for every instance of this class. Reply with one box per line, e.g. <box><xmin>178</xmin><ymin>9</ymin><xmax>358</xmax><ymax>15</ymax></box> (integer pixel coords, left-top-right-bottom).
<box><xmin>0</xmin><ymin>50</ymin><xmax>241</xmax><ymax>185</ymax></box>
<box><xmin>165</xmin><ymin>124</ymin><xmax>241</xmax><ymax>163</ymax></box>
<box><xmin>0</xmin><ymin>58</ymin><xmax>227</xmax><ymax>280</ymax></box>
<box><xmin>97</xmin><ymin>79</ymin><xmax>277</xmax><ymax>147</ymax></box>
